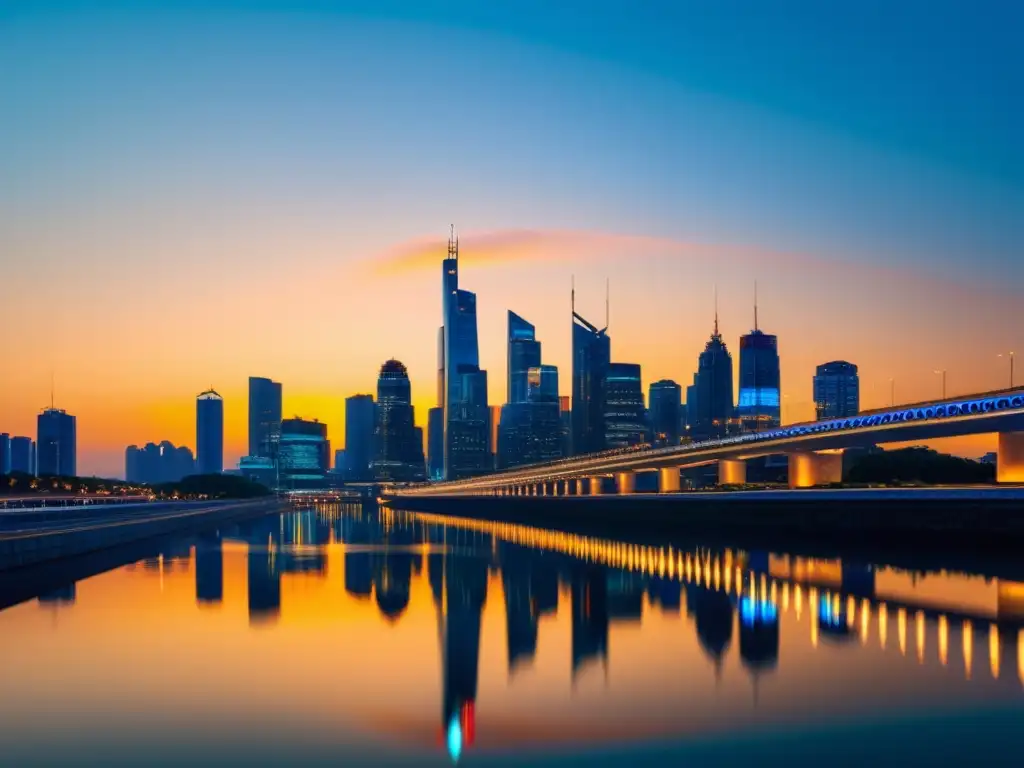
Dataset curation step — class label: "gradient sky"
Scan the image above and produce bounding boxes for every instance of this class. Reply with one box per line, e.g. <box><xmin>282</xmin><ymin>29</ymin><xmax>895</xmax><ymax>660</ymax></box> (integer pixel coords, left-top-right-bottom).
<box><xmin>2</xmin><ymin>0</ymin><xmax>1022</xmax><ymax>477</ymax></box>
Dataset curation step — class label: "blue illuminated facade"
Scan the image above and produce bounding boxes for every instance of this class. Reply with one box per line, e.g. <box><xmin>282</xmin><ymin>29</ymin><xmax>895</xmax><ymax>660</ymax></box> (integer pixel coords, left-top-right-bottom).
<box><xmin>279</xmin><ymin>417</ymin><xmax>329</xmax><ymax>489</ymax></box>
<box><xmin>507</xmin><ymin>311</ymin><xmax>541</xmax><ymax>404</ymax></box>
<box><xmin>571</xmin><ymin>311</ymin><xmax>610</xmax><ymax>455</ymax></box>
<box><xmin>196</xmin><ymin>390</ymin><xmax>223</xmax><ymax>475</ymax></box>
<box><xmin>737</xmin><ymin>328</ymin><xmax>781</xmax><ymax>434</ymax></box>
<box><xmin>604</xmin><ymin>362</ymin><xmax>647</xmax><ymax>448</ymax></box>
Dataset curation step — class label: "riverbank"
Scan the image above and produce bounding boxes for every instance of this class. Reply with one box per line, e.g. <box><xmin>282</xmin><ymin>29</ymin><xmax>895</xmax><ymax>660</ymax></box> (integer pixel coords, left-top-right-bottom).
<box><xmin>0</xmin><ymin>498</ymin><xmax>281</xmax><ymax>571</ymax></box>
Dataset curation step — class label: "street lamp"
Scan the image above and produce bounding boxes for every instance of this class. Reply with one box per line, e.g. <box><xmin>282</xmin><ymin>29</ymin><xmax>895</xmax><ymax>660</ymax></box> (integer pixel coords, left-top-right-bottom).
<box><xmin>998</xmin><ymin>352</ymin><xmax>1015</xmax><ymax>389</ymax></box>
<box><xmin>933</xmin><ymin>370</ymin><xmax>947</xmax><ymax>399</ymax></box>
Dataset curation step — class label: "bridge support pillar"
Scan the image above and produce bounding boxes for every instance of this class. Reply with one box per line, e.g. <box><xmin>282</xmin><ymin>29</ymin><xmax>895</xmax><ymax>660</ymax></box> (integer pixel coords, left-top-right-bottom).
<box><xmin>616</xmin><ymin>471</ymin><xmax>636</xmax><ymax>495</ymax></box>
<box><xmin>576</xmin><ymin>478</ymin><xmax>587</xmax><ymax>496</ymax></box>
<box><xmin>788</xmin><ymin>451</ymin><xmax>843</xmax><ymax>488</ymax></box>
<box><xmin>561</xmin><ymin>479</ymin><xmax>572</xmax><ymax>496</ymax></box>
<box><xmin>658</xmin><ymin>467</ymin><xmax>681</xmax><ymax>493</ymax></box>
<box><xmin>589</xmin><ymin>477</ymin><xmax>603</xmax><ymax>496</ymax></box>
<box><xmin>997</xmin><ymin>432</ymin><xmax>1024</xmax><ymax>483</ymax></box>
<box><xmin>718</xmin><ymin>459</ymin><xmax>747</xmax><ymax>485</ymax></box>
<box><xmin>552</xmin><ymin>481</ymin><xmax>561</xmax><ymax>496</ymax></box>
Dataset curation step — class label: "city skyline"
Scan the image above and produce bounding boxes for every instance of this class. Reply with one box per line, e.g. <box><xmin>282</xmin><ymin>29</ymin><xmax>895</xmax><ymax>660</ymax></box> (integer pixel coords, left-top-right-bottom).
<box><xmin>2</xmin><ymin>2</ymin><xmax>1022</xmax><ymax>477</ymax></box>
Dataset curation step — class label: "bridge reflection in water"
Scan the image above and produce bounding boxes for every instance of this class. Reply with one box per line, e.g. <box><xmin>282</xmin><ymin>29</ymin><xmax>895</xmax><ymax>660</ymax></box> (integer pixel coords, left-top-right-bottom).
<box><xmin>4</xmin><ymin>499</ymin><xmax>1024</xmax><ymax>764</ymax></box>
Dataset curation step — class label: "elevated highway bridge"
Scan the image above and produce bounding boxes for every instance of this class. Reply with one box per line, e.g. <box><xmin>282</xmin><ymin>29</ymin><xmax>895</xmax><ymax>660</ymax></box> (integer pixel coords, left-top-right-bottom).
<box><xmin>391</xmin><ymin>387</ymin><xmax>1024</xmax><ymax>497</ymax></box>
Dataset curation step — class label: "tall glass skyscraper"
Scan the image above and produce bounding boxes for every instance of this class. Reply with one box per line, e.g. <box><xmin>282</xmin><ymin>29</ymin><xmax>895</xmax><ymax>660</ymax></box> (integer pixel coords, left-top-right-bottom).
<box><xmin>814</xmin><ymin>361</ymin><xmax>860</xmax><ymax>419</ymax></box>
<box><xmin>508</xmin><ymin>311</ymin><xmax>541</xmax><ymax>404</ymax></box>
<box><xmin>248</xmin><ymin>376</ymin><xmax>282</xmax><ymax>459</ymax></box>
<box><xmin>427</xmin><ymin>406</ymin><xmax>444</xmax><ymax>480</ymax></box>
<box><xmin>344</xmin><ymin>394</ymin><xmax>376</xmax><ymax>482</ymax></box>
<box><xmin>572</xmin><ymin>310</ymin><xmax>611</xmax><ymax>455</ymax></box>
<box><xmin>0</xmin><ymin>433</ymin><xmax>9</xmax><ymax>475</ymax></box>
<box><xmin>691</xmin><ymin>317</ymin><xmax>734</xmax><ymax>442</ymax></box>
<box><xmin>649</xmin><ymin>379</ymin><xmax>682</xmax><ymax>446</ymax></box>
<box><xmin>373</xmin><ymin>360</ymin><xmax>425</xmax><ymax>482</ymax></box>
<box><xmin>9</xmin><ymin>436</ymin><xmax>33</xmax><ymax>475</ymax></box>
<box><xmin>737</xmin><ymin>318</ymin><xmax>781</xmax><ymax>434</ymax></box>
<box><xmin>604</xmin><ymin>363</ymin><xmax>647</xmax><ymax>448</ymax></box>
<box><xmin>196</xmin><ymin>389</ymin><xmax>224</xmax><ymax>475</ymax></box>
<box><xmin>37</xmin><ymin>407</ymin><xmax>76</xmax><ymax>477</ymax></box>
<box><xmin>278</xmin><ymin>417</ymin><xmax>328</xmax><ymax>489</ymax></box>
<box><xmin>440</xmin><ymin>231</ymin><xmax>490</xmax><ymax>479</ymax></box>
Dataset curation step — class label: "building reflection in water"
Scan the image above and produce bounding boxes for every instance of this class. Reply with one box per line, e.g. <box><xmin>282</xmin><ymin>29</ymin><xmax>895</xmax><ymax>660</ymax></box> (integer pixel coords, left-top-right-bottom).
<box><xmin>195</xmin><ymin>531</ymin><xmax>223</xmax><ymax>605</ymax></box>
<box><xmin>38</xmin><ymin>583</ymin><xmax>76</xmax><ymax>605</ymax></box>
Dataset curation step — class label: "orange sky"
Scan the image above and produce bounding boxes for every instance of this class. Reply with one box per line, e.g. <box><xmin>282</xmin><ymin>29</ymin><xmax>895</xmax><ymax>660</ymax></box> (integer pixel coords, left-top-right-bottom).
<box><xmin>3</xmin><ymin>228</ymin><xmax>1021</xmax><ymax>476</ymax></box>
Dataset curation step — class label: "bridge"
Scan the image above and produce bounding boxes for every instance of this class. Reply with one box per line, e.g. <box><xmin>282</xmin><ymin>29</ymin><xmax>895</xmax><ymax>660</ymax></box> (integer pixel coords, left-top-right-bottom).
<box><xmin>391</xmin><ymin>388</ymin><xmax>1024</xmax><ymax>497</ymax></box>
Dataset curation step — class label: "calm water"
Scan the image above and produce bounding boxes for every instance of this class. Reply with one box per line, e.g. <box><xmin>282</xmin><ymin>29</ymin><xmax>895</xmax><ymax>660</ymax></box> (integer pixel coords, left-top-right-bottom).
<box><xmin>2</xmin><ymin>501</ymin><xmax>1024</xmax><ymax>767</ymax></box>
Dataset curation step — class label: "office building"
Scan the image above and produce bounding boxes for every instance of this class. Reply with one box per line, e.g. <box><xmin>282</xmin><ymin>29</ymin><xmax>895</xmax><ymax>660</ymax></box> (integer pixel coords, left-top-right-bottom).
<box><xmin>507</xmin><ymin>311</ymin><xmax>542</xmax><ymax>404</ymax></box>
<box><xmin>814</xmin><ymin>361</ymin><xmax>860</xmax><ymax>420</ymax></box>
<box><xmin>373</xmin><ymin>360</ymin><xmax>425</xmax><ymax>482</ymax></box>
<box><xmin>690</xmin><ymin>314</ymin><xmax>734</xmax><ymax>442</ymax></box>
<box><xmin>440</xmin><ymin>229</ymin><xmax>489</xmax><ymax>479</ymax></box>
<box><xmin>196</xmin><ymin>389</ymin><xmax>224</xmax><ymax>475</ymax></box>
<box><xmin>279</xmin><ymin>417</ymin><xmax>329</xmax><ymax>489</ymax></box>
<box><xmin>37</xmin><ymin>407</ymin><xmax>76</xmax><ymax>477</ymax></box>
<box><xmin>9</xmin><ymin>436</ymin><xmax>33</xmax><ymax>475</ymax></box>
<box><xmin>248</xmin><ymin>377</ymin><xmax>282</xmax><ymax>459</ymax></box>
<box><xmin>604</xmin><ymin>363</ymin><xmax>647</xmax><ymax>448</ymax></box>
<box><xmin>649</xmin><ymin>380</ymin><xmax>682</xmax><ymax>446</ymax></box>
<box><xmin>572</xmin><ymin>302</ymin><xmax>611</xmax><ymax>456</ymax></box>
<box><xmin>527</xmin><ymin>365</ymin><xmax>559</xmax><ymax>403</ymax></box>
<box><xmin>737</xmin><ymin>306</ymin><xmax>781</xmax><ymax>433</ymax></box>
<box><xmin>559</xmin><ymin>395</ymin><xmax>572</xmax><ymax>456</ymax></box>
<box><xmin>497</xmin><ymin>365</ymin><xmax>564</xmax><ymax>469</ymax></box>
<box><xmin>0</xmin><ymin>433</ymin><xmax>9</xmax><ymax>475</ymax></box>
<box><xmin>427</xmin><ymin>406</ymin><xmax>444</xmax><ymax>481</ymax></box>
<box><xmin>345</xmin><ymin>394</ymin><xmax>376</xmax><ymax>482</ymax></box>
<box><xmin>238</xmin><ymin>455</ymin><xmax>276</xmax><ymax>488</ymax></box>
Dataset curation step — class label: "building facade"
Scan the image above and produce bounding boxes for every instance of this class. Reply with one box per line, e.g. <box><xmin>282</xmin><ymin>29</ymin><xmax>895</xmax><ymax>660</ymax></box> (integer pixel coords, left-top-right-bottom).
<box><xmin>373</xmin><ymin>360</ymin><xmax>425</xmax><ymax>482</ymax></box>
<box><xmin>37</xmin><ymin>407</ymin><xmax>76</xmax><ymax>477</ymax></box>
<box><xmin>427</xmin><ymin>406</ymin><xmax>444</xmax><ymax>481</ymax></box>
<box><xmin>507</xmin><ymin>311</ymin><xmax>541</xmax><ymax>404</ymax></box>
<box><xmin>0</xmin><ymin>433</ymin><xmax>9</xmax><ymax>475</ymax></box>
<box><xmin>649</xmin><ymin>379</ymin><xmax>682</xmax><ymax>446</ymax></box>
<box><xmin>737</xmin><ymin>328</ymin><xmax>781</xmax><ymax>434</ymax></box>
<box><xmin>9</xmin><ymin>436</ymin><xmax>34</xmax><ymax>475</ymax></box>
<box><xmin>196</xmin><ymin>389</ymin><xmax>224</xmax><ymax>475</ymax></box>
<box><xmin>604</xmin><ymin>363</ymin><xmax>647</xmax><ymax>448</ymax></box>
<box><xmin>344</xmin><ymin>394</ymin><xmax>376</xmax><ymax>482</ymax></box>
<box><xmin>690</xmin><ymin>318</ymin><xmax>734</xmax><ymax>443</ymax></box>
<box><xmin>126</xmin><ymin>441</ymin><xmax>195</xmax><ymax>484</ymax></box>
<box><xmin>571</xmin><ymin>311</ymin><xmax>611</xmax><ymax>455</ymax></box>
<box><xmin>814</xmin><ymin>361</ymin><xmax>860</xmax><ymax>420</ymax></box>
<box><xmin>248</xmin><ymin>377</ymin><xmax>282</xmax><ymax>460</ymax></box>
<box><xmin>279</xmin><ymin>417</ymin><xmax>329</xmax><ymax>489</ymax></box>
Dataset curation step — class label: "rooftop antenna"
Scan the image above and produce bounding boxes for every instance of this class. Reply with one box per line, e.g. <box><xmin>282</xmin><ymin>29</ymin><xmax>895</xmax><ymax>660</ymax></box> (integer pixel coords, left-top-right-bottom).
<box><xmin>714</xmin><ymin>284</ymin><xmax>719</xmax><ymax>337</ymax></box>
<box><xmin>571</xmin><ymin>274</ymin><xmax>575</xmax><ymax>315</ymax></box>
<box><xmin>754</xmin><ymin>280</ymin><xmax>759</xmax><ymax>332</ymax></box>
<box><xmin>605</xmin><ymin>277</ymin><xmax>610</xmax><ymax>330</ymax></box>
<box><xmin>448</xmin><ymin>224</ymin><xmax>458</xmax><ymax>260</ymax></box>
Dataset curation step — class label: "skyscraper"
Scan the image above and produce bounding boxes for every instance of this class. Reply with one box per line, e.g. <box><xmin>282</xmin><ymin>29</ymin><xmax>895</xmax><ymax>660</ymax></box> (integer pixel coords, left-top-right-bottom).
<box><xmin>814</xmin><ymin>361</ymin><xmax>860</xmax><ymax>420</ymax></box>
<box><xmin>196</xmin><ymin>389</ymin><xmax>224</xmax><ymax>475</ymax></box>
<box><xmin>427</xmin><ymin>406</ymin><xmax>444</xmax><ymax>481</ymax></box>
<box><xmin>527</xmin><ymin>365</ymin><xmax>559</xmax><ymax>403</ymax></box>
<box><xmin>248</xmin><ymin>377</ymin><xmax>282</xmax><ymax>459</ymax></box>
<box><xmin>125</xmin><ymin>441</ymin><xmax>194</xmax><ymax>483</ymax></box>
<box><xmin>344</xmin><ymin>394</ymin><xmax>376</xmax><ymax>482</ymax></box>
<box><xmin>37</xmin><ymin>407</ymin><xmax>76</xmax><ymax>477</ymax></box>
<box><xmin>373</xmin><ymin>360</ymin><xmax>425</xmax><ymax>482</ymax></box>
<box><xmin>649</xmin><ymin>380</ymin><xmax>682</xmax><ymax>446</ymax></box>
<box><xmin>572</xmin><ymin>299</ymin><xmax>611</xmax><ymax>456</ymax></box>
<box><xmin>691</xmin><ymin>313</ymin><xmax>734</xmax><ymax>442</ymax></box>
<box><xmin>9</xmin><ymin>436</ymin><xmax>33</xmax><ymax>475</ymax></box>
<box><xmin>440</xmin><ymin>229</ymin><xmax>490</xmax><ymax>479</ymax></box>
<box><xmin>604</xmin><ymin>363</ymin><xmax>647</xmax><ymax>448</ymax></box>
<box><xmin>0</xmin><ymin>433</ymin><xmax>9</xmax><ymax>475</ymax></box>
<box><xmin>737</xmin><ymin>301</ymin><xmax>781</xmax><ymax>433</ymax></box>
<box><xmin>278</xmin><ymin>417</ymin><xmax>328</xmax><ymax>489</ymax></box>
<box><xmin>507</xmin><ymin>311</ymin><xmax>541</xmax><ymax>404</ymax></box>
<box><xmin>498</xmin><ymin>365</ymin><xmax>564</xmax><ymax>469</ymax></box>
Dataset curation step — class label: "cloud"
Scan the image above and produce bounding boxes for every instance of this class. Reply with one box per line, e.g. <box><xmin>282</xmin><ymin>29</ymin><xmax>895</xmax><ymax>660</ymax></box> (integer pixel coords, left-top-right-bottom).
<box><xmin>367</xmin><ymin>228</ymin><xmax>810</xmax><ymax>275</ymax></box>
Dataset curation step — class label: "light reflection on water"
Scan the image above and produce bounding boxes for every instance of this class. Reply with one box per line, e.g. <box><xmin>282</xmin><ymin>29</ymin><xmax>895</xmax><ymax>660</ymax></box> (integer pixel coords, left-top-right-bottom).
<box><xmin>0</xmin><ymin>500</ymin><xmax>1023</xmax><ymax>766</ymax></box>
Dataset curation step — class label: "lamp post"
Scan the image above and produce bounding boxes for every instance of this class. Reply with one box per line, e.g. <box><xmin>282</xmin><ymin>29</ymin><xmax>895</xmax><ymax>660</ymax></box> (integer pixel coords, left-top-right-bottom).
<box><xmin>998</xmin><ymin>352</ymin><xmax>1015</xmax><ymax>389</ymax></box>
<box><xmin>934</xmin><ymin>370</ymin><xmax>947</xmax><ymax>400</ymax></box>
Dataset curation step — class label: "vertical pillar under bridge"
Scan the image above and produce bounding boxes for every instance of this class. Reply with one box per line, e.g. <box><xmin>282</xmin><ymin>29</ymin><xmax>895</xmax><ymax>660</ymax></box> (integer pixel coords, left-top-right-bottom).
<box><xmin>788</xmin><ymin>450</ymin><xmax>843</xmax><ymax>489</ymax></box>
<box><xmin>576</xmin><ymin>478</ymin><xmax>587</xmax><ymax>496</ymax></box>
<box><xmin>589</xmin><ymin>477</ymin><xmax>604</xmax><ymax>496</ymax></box>
<box><xmin>718</xmin><ymin>459</ymin><xmax>747</xmax><ymax>486</ymax></box>
<box><xmin>616</xmin><ymin>471</ymin><xmax>636</xmax><ymax>495</ymax></box>
<box><xmin>658</xmin><ymin>467</ymin><xmax>681</xmax><ymax>493</ymax></box>
<box><xmin>997</xmin><ymin>432</ymin><xmax>1024</xmax><ymax>483</ymax></box>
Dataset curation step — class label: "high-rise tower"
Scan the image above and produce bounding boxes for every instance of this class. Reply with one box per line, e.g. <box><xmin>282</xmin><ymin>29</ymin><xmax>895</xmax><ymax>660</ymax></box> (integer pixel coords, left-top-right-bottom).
<box><xmin>507</xmin><ymin>311</ymin><xmax>541</xmax><ymax>404</ymax></box>
<box><xmin>37</xmin><ymin>407</ymin><xmax>76</xmax><ymax>477</ymax></box>
<box><xmin>690</xmin><ymin>308</ymin><xmax>734</xmax><ymax>442</ymax></box>
<box><xmin>373</xmin><ymin>360</ymin><xmax>425</xmax><ymax>482</ymax></box>
<box><xmin>248</xmin><ymin>377</ymin><xmax>282</xmax><ymax>459</ymax></box>
<box><xmin>813</xmin><ymin>361</ymin><xmax>860</xmax><ymax>420</ymax></box>
<box><xmin>571</xmin><ymin>286</ymin><xmax>611</xmax><ymax>456</ymax></box>
<box><xmin>737</xmin><ymin>289</ymin><xmax>781</xmax><ymax>433</ymax></box>
<box><xmin>196</xmin><ymin>389</ymin><xmax>224</xmax><ymax>475</ymax></box>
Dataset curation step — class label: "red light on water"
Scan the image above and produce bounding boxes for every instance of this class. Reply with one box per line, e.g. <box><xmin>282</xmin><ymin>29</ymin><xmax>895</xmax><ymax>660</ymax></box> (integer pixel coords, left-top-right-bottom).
<box><xmin>461</xmin><ymin>700</ymin><xmax>476</xmax><ymax>746</ymax></box>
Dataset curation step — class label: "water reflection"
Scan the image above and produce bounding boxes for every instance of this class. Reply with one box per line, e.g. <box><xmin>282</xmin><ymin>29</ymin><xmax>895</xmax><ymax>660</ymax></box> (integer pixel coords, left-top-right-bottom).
<box><xmin>1</xmin><ymin>501</ymin><xmax>1024</xmax><ymax>765</ymax></box>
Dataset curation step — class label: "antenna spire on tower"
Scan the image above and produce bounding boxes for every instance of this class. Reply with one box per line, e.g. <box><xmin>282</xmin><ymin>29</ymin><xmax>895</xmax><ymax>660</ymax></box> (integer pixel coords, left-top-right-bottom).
<box><xmin>571</xmin><ymin>274</ymin><xmax>575</xmax><ymax>315</ymax></box>
<box><xmin>448</xmin><ymin>224</ymin><xmax>458</xmax><ymax>260</ymax></box>
<box><xmin>714</xmin><ymin>284</ymin><xmax>719</xmax><ymax>337</ymax></box>
<box><xmin>754</xmin><ymin>280</ymin><xmax>759</xmax><ymax>332</ymax></box>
